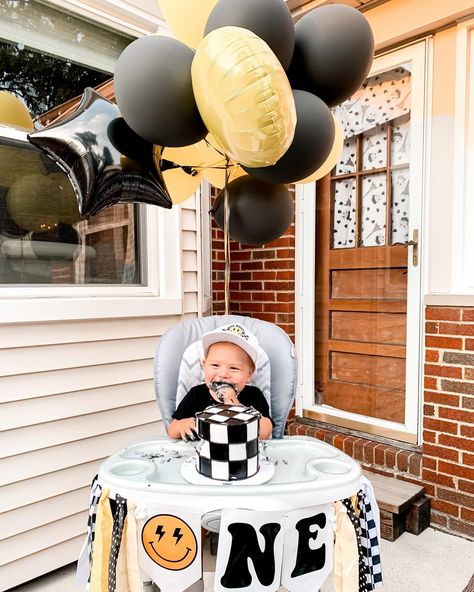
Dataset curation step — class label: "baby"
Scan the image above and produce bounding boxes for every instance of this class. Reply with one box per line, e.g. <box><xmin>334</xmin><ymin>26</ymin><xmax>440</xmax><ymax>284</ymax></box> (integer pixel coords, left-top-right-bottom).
<box><xmin>167</xmin><ymin>323</ymin><xmax>273</xmax><ymax>441</ymax></box>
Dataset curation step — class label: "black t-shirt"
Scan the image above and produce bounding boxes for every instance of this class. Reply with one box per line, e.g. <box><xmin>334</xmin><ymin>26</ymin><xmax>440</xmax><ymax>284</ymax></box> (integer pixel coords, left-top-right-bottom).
<box><xmin>172</xmin><ymin>383</ymin><xmax>273</xmax><ymax>423</ymax></box>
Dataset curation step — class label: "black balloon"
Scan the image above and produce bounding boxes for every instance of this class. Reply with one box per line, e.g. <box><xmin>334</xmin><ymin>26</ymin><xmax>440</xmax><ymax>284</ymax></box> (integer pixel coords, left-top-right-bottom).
<box><xmin>28</xmin><ymin>88</ymin><xmax>172</xmax><ymax>218</ymax></box>
<box><xmin>107</xmin><ymin>117</ymin><xmax>155</xmax><ymax>168</ymax></box>
<box><xmin>204</xmin><ymin>0</ymin><xmax>295</xmax><ymax>70</ymax></box>
<box><xmin>243</xmin><ymin>90</ymin><xmax>335</xmax><ymax>184</ymax></box>
<box><xmin>288</xmin><ymin>4</ymin><xmax>374</xmax><ymax>107</ymax></box>
<box><xmin>212</xmin><ymin>175</ymin><xmax>294</xmax><ymax>246</ymax></box>
<box><xmin>114</xmin><ymin>35</ymin><xmax>207</xmax><ymax>147</ymax></box>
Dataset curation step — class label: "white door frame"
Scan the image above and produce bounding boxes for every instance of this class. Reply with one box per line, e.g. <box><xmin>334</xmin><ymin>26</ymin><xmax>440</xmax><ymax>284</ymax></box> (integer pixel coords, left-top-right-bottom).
<box><xmin>295</xmin><ymin>40</ymin><xmax>431</xmax><ymax>444</ymax></box>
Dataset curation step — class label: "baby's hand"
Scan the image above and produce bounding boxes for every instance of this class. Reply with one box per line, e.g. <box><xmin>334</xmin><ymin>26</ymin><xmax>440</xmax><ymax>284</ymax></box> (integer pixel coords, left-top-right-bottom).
<box><xmin>176</xmin><ymin>418</ymin><xmax>197</xmax><ymax>441</ymax></box>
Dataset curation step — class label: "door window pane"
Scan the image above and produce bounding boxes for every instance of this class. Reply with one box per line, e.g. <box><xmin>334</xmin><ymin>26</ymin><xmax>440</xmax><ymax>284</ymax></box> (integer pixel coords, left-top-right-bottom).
<box><xmin>361</xmin><ymin>173</ymin><xmax>387</xmax><ymax>246</ymax></box>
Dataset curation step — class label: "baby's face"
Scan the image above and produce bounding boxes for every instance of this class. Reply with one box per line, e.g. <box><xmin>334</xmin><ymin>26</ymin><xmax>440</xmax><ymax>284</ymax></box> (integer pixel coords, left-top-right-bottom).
<box><xmin>202</xmin><ymin>342</ymin><xmax>254</xmax><ymax>395</ymax></box>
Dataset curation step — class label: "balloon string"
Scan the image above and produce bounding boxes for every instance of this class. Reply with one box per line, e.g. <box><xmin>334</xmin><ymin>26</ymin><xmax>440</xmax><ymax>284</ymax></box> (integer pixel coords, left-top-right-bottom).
<box><xmin>223</xmin><ymin>156</ymin><xmax>231</xmax><ymax>316</ymax></box>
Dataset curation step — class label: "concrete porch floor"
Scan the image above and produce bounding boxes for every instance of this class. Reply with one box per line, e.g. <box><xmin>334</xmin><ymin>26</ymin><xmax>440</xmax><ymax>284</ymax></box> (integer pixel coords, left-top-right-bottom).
<box><xmin>9</xmin><ymin>528</ymin><xmax>474</xmax><ymax>592</ymax></box>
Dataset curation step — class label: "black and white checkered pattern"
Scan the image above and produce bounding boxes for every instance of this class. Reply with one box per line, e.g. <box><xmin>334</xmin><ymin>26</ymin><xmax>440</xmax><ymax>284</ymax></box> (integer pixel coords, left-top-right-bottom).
<box><xmin>196</xmin><ymin>405</ymin><xmax>260</xmax><ymax>480</ymax></box>
<box><xmin>358</xmin><ymin>491</ymin><xmax>383</xmax><ymax>589</ymax></box>
<box><xmin>342</xmin><ymin>497</ymin><xmax>368</xmax><ymax>592</ymax></box>
<box><xmin>86</xmin><ymin>475</ymin><xmax>102</xmax><ymax>581</ymax></box>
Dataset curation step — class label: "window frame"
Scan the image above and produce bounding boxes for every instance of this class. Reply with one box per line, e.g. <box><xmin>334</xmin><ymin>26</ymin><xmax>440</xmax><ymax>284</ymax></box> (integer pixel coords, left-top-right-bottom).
<box><xmin>0</xmin><ymin>126</ymin><xmax>183</xmax><ymax>323</ymax></box>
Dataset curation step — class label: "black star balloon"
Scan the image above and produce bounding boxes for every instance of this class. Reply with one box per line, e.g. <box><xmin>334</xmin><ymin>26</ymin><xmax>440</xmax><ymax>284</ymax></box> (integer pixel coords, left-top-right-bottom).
<box><xmin>28</xmin><ymin>87</ymin><xmax>172</xmax><ymax>218</ymax></box>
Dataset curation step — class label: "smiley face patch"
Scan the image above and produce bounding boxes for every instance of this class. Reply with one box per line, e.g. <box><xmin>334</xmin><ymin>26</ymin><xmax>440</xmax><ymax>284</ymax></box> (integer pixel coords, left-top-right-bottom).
<box><xmin>142</xmin><ymin>514</ymin><xmax>198</xmax><ymax>570</ymax></box>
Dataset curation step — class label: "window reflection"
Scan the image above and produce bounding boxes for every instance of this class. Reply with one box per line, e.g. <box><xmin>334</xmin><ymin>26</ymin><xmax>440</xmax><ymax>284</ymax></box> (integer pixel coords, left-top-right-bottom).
<box><xmin>0</xmin><ymin>133</ymin><xmax>141</xmax><ymax>285</ymax></box>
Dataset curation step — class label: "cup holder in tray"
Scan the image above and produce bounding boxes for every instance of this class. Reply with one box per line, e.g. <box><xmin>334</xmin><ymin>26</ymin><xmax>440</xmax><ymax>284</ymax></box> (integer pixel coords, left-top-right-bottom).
<box><xmin>109</xmin><ymin>460</ymin><xmax>153</xmax><ymax>477</ymax></box>
<box><xmin>307</xmin><ymin>459</ymin><xmax>351</xmax><ymax>475</ymax></box>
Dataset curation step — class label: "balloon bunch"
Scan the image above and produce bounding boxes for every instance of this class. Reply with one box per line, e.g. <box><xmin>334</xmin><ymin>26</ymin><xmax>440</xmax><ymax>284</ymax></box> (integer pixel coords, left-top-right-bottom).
<box><xmin>112</xmin><ymin>0</ymin><xmax>374</xmax><ymax>244</ymax></box>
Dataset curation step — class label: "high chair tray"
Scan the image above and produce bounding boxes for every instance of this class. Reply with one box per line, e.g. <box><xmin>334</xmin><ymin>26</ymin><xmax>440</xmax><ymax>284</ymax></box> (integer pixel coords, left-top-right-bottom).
<box><xmin>98</xmin><ymin>436</ymin><xmax>362</xmax><ymax>513</ymax></box>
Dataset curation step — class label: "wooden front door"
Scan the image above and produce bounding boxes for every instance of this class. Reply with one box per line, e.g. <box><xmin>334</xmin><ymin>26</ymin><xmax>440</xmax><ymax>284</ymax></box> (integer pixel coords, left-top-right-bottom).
<box><xmin>313</xmin><ymin>44</ymin><xmax>426</xmax><ymax>441</ymax></box>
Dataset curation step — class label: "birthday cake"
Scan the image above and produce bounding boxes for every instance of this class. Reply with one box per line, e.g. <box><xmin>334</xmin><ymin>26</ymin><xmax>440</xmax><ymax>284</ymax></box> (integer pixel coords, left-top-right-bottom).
<box><xmin>195</xmin><ymin>404</ymin><xmax>261</xmax><ymax>481</ymax></box>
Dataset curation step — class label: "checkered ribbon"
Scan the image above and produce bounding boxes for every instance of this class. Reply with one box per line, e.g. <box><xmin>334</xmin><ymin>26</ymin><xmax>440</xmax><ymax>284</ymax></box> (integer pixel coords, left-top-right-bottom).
<box><xmin>341</xmin><ymin>497</ymin><xmax>368</xmax><ymax>592</ymax></box>
<box><xmin>87</xmin><ymin>475</ymin><xmax>103</xmax><ymax>579</ymax></box>
<box><xmin>357</xmin><ymin>491</ymin><xmax>383</xmax><ymax>589</ymax></box>
<box><xmin>108</xmin><ymin>494</ymin><xmax>127</xmax><ymax>592</ymax></box>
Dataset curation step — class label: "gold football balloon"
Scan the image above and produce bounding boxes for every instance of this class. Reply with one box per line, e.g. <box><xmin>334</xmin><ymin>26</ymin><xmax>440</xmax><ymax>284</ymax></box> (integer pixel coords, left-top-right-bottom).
<box><xmin>191</xmin><ymin>26</ymin><xmax>296</xmax><ymax>168</ymax></box>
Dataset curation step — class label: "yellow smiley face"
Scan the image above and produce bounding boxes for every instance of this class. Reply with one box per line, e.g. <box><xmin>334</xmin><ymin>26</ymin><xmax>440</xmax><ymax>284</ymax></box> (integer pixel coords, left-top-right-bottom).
<box><xmin>142</xmin><ymin>514</ymin><xmax>198</xmax><ymax>570</ymax></box>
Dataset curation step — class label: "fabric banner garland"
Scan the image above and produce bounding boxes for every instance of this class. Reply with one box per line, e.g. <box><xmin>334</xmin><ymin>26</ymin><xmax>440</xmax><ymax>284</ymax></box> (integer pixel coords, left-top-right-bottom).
<box><xmin>138</xmin><ymin>505</ymin><xmax>202</xmax><ymax>592</ymax></box>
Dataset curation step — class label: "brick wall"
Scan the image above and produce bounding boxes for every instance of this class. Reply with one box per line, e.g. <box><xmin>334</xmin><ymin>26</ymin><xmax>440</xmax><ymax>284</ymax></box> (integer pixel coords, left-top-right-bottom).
<box><xmin>423</xmin><ymin>306</ymin><xmax>474</xmax><ymax>539</ymax></box>
<box><xmin>210</xmin><ymin>189</ymin><xmax>296</xmax><ymax>341</ymax></box>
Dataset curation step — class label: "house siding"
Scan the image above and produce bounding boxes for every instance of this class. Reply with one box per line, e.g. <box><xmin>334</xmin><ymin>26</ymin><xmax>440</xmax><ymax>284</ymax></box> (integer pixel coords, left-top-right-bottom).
<box><xmin>0</xmin><ymin>201</ymin><xmax>202</xmax><ymax>590</ymax></box>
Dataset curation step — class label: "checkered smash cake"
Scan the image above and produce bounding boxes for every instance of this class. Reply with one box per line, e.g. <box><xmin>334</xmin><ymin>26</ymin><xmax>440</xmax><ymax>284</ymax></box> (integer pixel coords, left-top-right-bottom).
<box><xmin>195</xmin><ymin>404</ymin><xmax>261</xmax><ymax>480</ymax></box>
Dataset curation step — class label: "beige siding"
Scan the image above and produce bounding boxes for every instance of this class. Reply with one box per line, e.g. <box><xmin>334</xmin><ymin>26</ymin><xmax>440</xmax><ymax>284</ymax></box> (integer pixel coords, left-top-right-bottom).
<box><xmin>0</xmin><ymin>202</ymin><xmax>203</xmax><ymax>590</ymax></box>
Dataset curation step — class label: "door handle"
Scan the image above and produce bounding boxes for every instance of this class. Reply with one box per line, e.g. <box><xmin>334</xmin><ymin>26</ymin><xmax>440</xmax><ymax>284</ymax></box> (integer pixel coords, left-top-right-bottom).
<box><xmin>393</xmin><ymin>229</ymin><xmax>419</xmax><ymax>266</ymax></box>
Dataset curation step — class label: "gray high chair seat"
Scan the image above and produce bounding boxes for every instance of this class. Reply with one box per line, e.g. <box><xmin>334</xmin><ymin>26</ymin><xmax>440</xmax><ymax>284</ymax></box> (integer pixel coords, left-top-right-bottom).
<box><xmin>154</xmin><ymin>315</ymin><xmax>297</xmax><ymax>439</ymax></box>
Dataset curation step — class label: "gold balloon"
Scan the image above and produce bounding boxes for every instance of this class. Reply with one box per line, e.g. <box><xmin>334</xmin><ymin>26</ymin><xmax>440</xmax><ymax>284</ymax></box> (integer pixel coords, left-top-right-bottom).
<box><xmin>162</xmin><ymin>146</ymin><xmax>202</xmax><ymax>203</ymax></box>
<box><xmin>7</xmin><ymin>173</ymin><xmax>80</xmax><ymax>232</ymax></box>
<box><xmin>192</xmin><ymin>26</ymin><xmax>296</xmax><ymax>168</ymax></box>
<box><xmin>296</xmin><ymin>116</ymin><xmax>344</xmax><ymax>184</ymax></box>
<box><xmin>158</xmin><ymin>0</ymin><xmax>218</xmax><ymax>49</ymax></box>
<box><xmin>0</xmin><ymin>91</ymin><xmax>34</xmax><ymax>131</ymax></box>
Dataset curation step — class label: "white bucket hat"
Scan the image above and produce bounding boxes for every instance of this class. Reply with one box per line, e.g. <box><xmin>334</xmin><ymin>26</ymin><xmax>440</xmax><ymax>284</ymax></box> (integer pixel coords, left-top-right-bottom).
<box><xmin>201</xmin><ymin>323</ymin><xmax>259</xmax><ymax>366</ymax></box>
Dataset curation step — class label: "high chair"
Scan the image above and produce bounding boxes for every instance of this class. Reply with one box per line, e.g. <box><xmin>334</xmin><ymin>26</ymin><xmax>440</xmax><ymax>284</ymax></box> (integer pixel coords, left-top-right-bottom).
<box><xmin>154</xmin><ymin>314</ymin><xmax>298</xmax><ymax>440</ymax></box>
<box><xmin>149</xmin><ymin>315</ymin><xmax>297</xmax><ymax>591</ymax></box>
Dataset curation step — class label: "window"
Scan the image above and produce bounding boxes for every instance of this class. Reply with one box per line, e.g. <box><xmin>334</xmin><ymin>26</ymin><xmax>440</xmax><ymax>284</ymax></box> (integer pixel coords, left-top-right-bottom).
<box><xmin>0</xmin><ymin>0</ymin><xmax>182</xmax><ymax>321</ymax></box>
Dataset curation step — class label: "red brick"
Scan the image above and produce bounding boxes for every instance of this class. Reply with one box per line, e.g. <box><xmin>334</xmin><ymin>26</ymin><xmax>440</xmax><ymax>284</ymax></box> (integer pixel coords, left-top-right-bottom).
<box><xmin>465</xmin><ymin>367</ymin><xmax>474</xmax><ymax>380</ymax></box>
<box><xmin>264</xmin><ymin>259</ymin><xmax>293</xmax><ymax>270</ymax></box>
<box><xmin>438</xmin><ymin>433</ymin><xmax>474</xmax><ymax>452</ymax></box>
<box><xmin>374</xmin><ymin>444</ymin><xmax>388</xmax><ymax>465</ymax></box>
<box><xmin>423</xmin><ymin>483</ymin><xmax>435</xmax><ymax>496</ymax></box>
<box><xmin>385</xmin><ymin>448</ymin><xmax>397</xmax><ymax>469</ymax></box>
<box><xmin>443</xmin><ymin>351</ymin><xmax>474</xmax><ymax>365</ymax></box>
<box><xmin>437</xmin><ymin>487</ymin><xmax>474</xmax><ymax>509</ymax></box>
<box><xmin>438</xmin><ymin>461</ymin><xmax>474</xmax><ymax>480</ymax></box>
<box><xmin>396</xmin><ymin>450</ymin><xmax>411</xmax><ymax>472</ymax></box>
<box><xmin>423</xmin><ymin>418</ymin><xmax>458</xmax><ymax>434</ymax></box>
<box><xmin>422</xmin><ymin>456</ymin><xmax>437</xmax><ymax>471</ymax></box>
<box><xmin>438</xmin><ymin>322</ymin><xmax>474</xmax><ymax>336</ymax></box>
<box><xmin>424</xmin><ymin>377</ymin><xmax>438</xmax><ymax>390</ymax></box>
<box><xmin>438</xmin><ymin>406</ymin><xmax>474</xmax><ymax>423</ymax></box>
<box><xmin>240</xmin><ymin>281</ymin><xmax>263</xmax><ymax>290</ymax></box>
<box><xmin>424</xmin><ymin>403</ymin><xmax>435</xmax><ymax>417</ymax></box>
<box><xmin>461</xmin><ymin>424</ymin><xmax>474</xmax><ymax>438</ymax></box>
<box><xmin>423</xmin><ymin>429</ymin><xmax>437</xmax><ymax>443</ymax></box>
<box><xmin>251</xmin><ymin>292</ymin><xmax>275</xmax><ymax>302</ymax></box>
<box><xmin>425</xmin><ymin>336</ymin><xmax>463</xmax><ymax>349</ymax></box>
<box><xmin>460</xmin><ymin>507</ymin><xmax>474</xmax><ymax>522</ymax></box>
<box><xmin>333</xmin><ymin>434</ymin><xmax>345</xmax><ymax>451</ymax></box>
<box><xmin>363</xmin><ymin>441</ymin><xmax>377</xmax><ymax>464</ymax></box>
<box><xmin>466</xmin><ymin>339</ymin><xmax>474</xmax><ymax>350</ymax></box>
<box><xmin>430</xmin><ymin>511</ymin><xmax>448</xmax><ymax>527</ymax></box>
<box><xmin>424</xmin><ymin>391</ymin><xmax>460</xmax><ymax>407</ymax></box>
<box><xmin>276</xmin><ymin>248</ymin><xmax>295</xmax><ymax>258</ymax></box>
<box><xmin>423</xmin><ymin>443</ymin><xmax>459</xmax><ymax>462</ymax></box>
<box><xmin>425</xmin><ymin>349</ymin><xmax>439</xmax><ymax>362</ymax></box>
<box><xmin>422</xmin><ymin>468</ymin><xmax>455</xmax><ymax>487</ymax></box>
<box><xmin>459</xmin><ymin>479</ymin><xmax>474</xmax><ymax>495</ymax></box>
<box><xmin>425</xmin><ymin>321</ymin><xmax>439</xmax><ymax>334</ymax></box>
<box><xmin>462</xmin><ymin>396</ymin><xmax>474</xmax><ymax>409</ymax></box>
<box><xmin>253</xmin><ymin>271</ymin><xmax>277</xmax><ymax>281</ymax></box>
<box><xmin>252</xmin><ymin>250</ymin><xmax>276</xmax><ymax>260</ymax></box>
<box><xmin>448</xmin><ymin>518</ymin><xmax>474</xmax><ymax>538</ymax></box>
<box><xmin>424</xmin><ymin>364</ymin><xmax>463</xmax><ymax>379</ymax></box>
<box><xmin>408</xmin><ymin>453</ymin><xmax>422</xmax><ymax>477</ymax></box>
<box><xmin>265</xmin><ymin>281</ymin><xmax>294</xmax><ymax>291</ymax></box>
<box><xmin>275</xmin><ymin>270</ymin><xmax>295</xmax><ymax>280</ymax></box>
<box><xmin>440</xmin><ymin>380</ymin><xmax>474</xmax><ymax>395</ymax></box>
<box><xmin>426</xmin><ymin>307</ymin><xmax>461</xmax><ymax>321</ymax></box>
<box><xmin>353</xmin><ymin>439</ymin><xmax>365</xmax><ymax>461</ymax></box>
<box><xmin>462</xmin><ymin>308</ymin><xmax>474</xmax><ymax>321</ymax></box>
<box><xmin>431</xmin><ymin>499</ymin><xmax>460</xmax><ymax>517</ymax></box>
<box><xmin>343</xmin><ymin>436</ymin><xmax>357</xmax><ymax>457</ymax></box>
<box><xmin>243</xmin><ymin>261</ymin><xmax>264</xmax><ymax>270</ymax></box>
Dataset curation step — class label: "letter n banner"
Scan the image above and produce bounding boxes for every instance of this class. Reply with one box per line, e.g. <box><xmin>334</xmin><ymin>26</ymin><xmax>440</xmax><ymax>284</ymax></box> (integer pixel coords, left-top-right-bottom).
<box><xmin>214</xmin><ymin>508</ymin><xmax>285</xmax><ymax>592</ymax></box>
